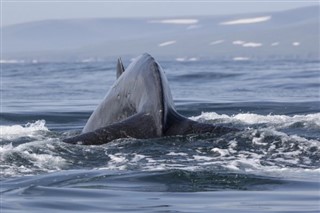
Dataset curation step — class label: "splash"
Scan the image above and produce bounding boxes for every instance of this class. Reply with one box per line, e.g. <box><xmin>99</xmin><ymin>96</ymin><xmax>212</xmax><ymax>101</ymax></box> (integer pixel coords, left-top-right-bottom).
<box><xmin>97</xmin><ymin>127</ymin><xmax>319</xmax><ymax>181</ymax></box>
<box><xmin>0</xmin><ymin>121</ymin><xmax>68</xmax><ymax>178</ymax></box>
<box><xmin>0</xmin><ymin>120</ymin><xmax>48</xmax><ymax>141</ymax></box>
<box><xmin>190</xmin><ymin>112</ymin><xmax>320</xmax><ymax>129</ymax></box>
<box><xmin>1</xmin><ymin>114</ymin><xmax>319</xmax><ymax>179</ymax></box>
<box><xmin>95</xmin><ymin>112</ymin><xmax>319</xmax><ymax>179</ymax></box>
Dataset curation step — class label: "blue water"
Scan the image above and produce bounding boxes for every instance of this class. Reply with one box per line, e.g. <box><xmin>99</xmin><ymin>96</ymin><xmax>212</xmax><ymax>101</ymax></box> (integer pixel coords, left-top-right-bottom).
<box><xmin>1</xmin><ymin>59</ymin><xmax>320</xmax><ymax>212</ymax></box>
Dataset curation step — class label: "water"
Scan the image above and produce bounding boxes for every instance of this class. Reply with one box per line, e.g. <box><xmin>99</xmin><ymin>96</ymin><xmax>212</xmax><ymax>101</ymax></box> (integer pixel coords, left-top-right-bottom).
<box><xmin>1</xmin><ymin>59</ymin><xmax>320</xmax><ymax>212</ymax></box>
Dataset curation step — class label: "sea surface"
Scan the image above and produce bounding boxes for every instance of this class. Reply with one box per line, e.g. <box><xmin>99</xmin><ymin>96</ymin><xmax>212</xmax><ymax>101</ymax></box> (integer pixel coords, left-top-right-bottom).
<box><xmin>1</xmin><ymin>59</ymin><xmax>320</xmax><ymax>212</ymax></box>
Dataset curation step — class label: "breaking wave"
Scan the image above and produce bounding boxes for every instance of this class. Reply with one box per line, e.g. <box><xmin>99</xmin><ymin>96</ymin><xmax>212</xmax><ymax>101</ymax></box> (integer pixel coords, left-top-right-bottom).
<box><xmin>191</xmin><ymin>112</ymin><xmax>320</xmax><ymax>129</ymax></box>
<box><xmin>1</xmin><ymin>112</ymin><xmax>319</xmax><ymax>179</ymax></box>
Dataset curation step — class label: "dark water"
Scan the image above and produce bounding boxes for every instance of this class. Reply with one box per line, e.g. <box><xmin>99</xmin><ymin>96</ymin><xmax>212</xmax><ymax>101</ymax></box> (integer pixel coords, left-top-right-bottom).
<box><xmin>1</xmin><ymin>59</ymin><xmax>320</xmax><ymax>212</ymax></box>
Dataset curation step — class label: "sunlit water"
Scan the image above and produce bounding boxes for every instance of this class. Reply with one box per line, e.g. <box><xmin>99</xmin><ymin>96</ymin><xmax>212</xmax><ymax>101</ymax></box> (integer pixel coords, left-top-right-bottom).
<box><xmin>1</xmin><ymin>59</ymin><xmax>319</xmax><ymax>212</ymax></box>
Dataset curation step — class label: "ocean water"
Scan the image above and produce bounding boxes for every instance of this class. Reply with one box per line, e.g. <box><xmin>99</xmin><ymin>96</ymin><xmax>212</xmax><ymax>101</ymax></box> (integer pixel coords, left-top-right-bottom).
<box><xmin>1</xmin><ymin>59</ymin><xmax>319</xmax><ymax>212</ymax></box>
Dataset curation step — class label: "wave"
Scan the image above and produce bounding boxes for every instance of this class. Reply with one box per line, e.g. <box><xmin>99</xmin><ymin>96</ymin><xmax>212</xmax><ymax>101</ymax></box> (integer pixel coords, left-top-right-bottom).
<box><xmin>0</xmin><ymin>59</ymin><xmax>25</xmax><ymax>64</ymax></box>
<box><xmin>1</xmin><ymin>113</ymin><xmax>319</xmax><ymax>179</ymax></box>
<box><xmin>191</xmin><ymin>112</ymin><xmax>320</xmax><ymax>129</ymax></box>
<box><xmin>0</xmin><ymin>120</ymin><xmax>48</xmax><ymax>141</ymax></box>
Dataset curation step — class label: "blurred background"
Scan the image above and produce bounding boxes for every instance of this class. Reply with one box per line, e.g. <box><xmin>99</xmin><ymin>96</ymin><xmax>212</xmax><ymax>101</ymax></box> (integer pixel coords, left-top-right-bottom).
<box><xmin>1</xmin><ymin>1</ymin><xmax>319</xmax><ymax>62</ymax></box>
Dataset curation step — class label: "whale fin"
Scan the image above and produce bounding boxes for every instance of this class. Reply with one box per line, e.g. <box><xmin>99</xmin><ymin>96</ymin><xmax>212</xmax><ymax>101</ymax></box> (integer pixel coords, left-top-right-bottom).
<box><xmin>164</xmin><ymin>109</ymin><xmax>236</xmax><ymax>136</ymax></box>
<box><xmin>117</xmin><ymin>57</ymin><xmax>125</xmax><ymax>78</ymax></box>
<box><xmin>63</xmin><ymin>113</ymin><xmax>159</xmax><ymax>145</ymax></box>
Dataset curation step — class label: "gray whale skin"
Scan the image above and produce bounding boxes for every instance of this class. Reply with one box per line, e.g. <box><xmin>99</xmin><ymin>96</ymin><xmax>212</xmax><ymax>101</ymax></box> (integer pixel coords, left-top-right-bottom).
<box><xmin>64</xmin><ymin>53</ymin><xmax>234</xmax><ymax>145</ymax></box>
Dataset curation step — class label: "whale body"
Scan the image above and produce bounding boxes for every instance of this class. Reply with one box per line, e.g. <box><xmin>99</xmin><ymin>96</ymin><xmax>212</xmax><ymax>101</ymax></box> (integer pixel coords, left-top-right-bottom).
<box><xmin>64</xmin><ymin>53</ymin><xmax>234</xmax><ymax>145</ymax></box>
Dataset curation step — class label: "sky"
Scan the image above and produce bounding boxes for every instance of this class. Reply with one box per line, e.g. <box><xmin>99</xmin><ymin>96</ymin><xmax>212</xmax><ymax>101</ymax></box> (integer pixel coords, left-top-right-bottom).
<box><xmin>1</xmin><ymin>0</ymin><xmax>319</xmax><ymax>27</ymax></box>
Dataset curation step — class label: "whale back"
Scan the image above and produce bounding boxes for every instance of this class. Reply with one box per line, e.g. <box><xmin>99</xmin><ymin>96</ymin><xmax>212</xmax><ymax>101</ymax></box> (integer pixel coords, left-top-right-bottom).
<box><xmin>63</xmin><ymin>53</ymin><xmax>237</xmax><ymax>145</ymax></box>
<box><xmin>82</xmin><ymin>53</ymin><xmax>176</xmax><ymax>136</ymax></box>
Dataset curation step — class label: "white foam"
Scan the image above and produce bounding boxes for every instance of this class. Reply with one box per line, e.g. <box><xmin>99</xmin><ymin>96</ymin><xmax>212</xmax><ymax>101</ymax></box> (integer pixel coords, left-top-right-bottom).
<box><xmin>167</xmin><ymin>152</ymin><xmax>188</xmax><ymax>156</ymax></box>
<box><xmin>97</xmin><ymin>134</ymin><xmax>319</xmax><ymax>180</ymax></box>
<box><xmin>238</xmin><ymin>113</ymin><xmax>320</xmax><ymax>127</ymax></box>
<box><xmin>81</xmin><ymin>58</ymin><xmax>96</xmax><ymax>63</ymax></box>
<box><xmin>0</xmin><ymin>120</ymin><xmax>48</xmax><ymax>141</ymax></box>
<box><xmin>188</xmin><ymin>57</ymin><xmax>198</xmax><ymax>61</ymax></box>
<box><xmin>242</xmin><ymin>42</ymin><xmax>262</xmax><ymax>47</ymax></box>
<box><xmin>210</xmin><ymin>40</ymin><xmax>225</xmax><ymax>45</ymax></box>
<box><xmin>0</xmin><ymin>120</ymin><xmax>69</xmax><ymax>177</ymax></box>
<box><xmin>2</xmin><ymin>116</ymin><xmax>317</xmax><ymax>179</ymax></box>
<box><xmin>233</xmin><ymin>40</ymin><xmax>262</xmax><ymax>47</ymax></box>
<box><xmin>233</xmin><ymin>57</ymin><xmax>250</xmax><ymax>61</ymax></box>
<box><xmin>175</xmin><ymin>57</ymin><xmax>198</xmax><ymax>62</ymax></box>
<box><xmin>158</xmin><ymin>40</ymin><xmax>176</xmax><ymax>47</ymax></box>
<box><xmin>1</xmin><ymin>140</ymin><xmax>68</xmax><ymax>177</ymax></box>
<box><xmin>175</xmin><ymin>57</ymin><xmax>186</xmax><ymax>62</ymax></box>
<box><xmin>24</xmin><ymin>150</ymin><xmax>67</xmax><ymax>170</ymax></box>
<box><xmin>233</xmin><ymin>40</ymin><xmax>245</xmax><ymax>45</ymax></box>
<box><xmin>131</xmin><ymin>154</ymin><xmax>146</xmax><ymax>162</ymax></box>
<box><xmin>0</xmin><ymin>59</ymin><xmax>25</xmax><ymax>64</ymax></box>
<box><xmin>108</xmin><ymin>153</ymin><xmax>128</xmax><ymax>164</ymax></box>
<box><xmin>96</xmin><ymin>122</ymin><xmax>319</xmax><ymax>180</ymax></box>
<box><xmin>149</xmin><ymin>19</ymin><xmax>198</xmax><ymax>25</ymax></box>
<box><xmin>0</xmin><ymin>143</ymin><xmax>14</xmax><ymax>160</ymax></box>
<box><xmin>191</xmin><ymin>112</ymin><xmax>320</xmax><ymax>129</ymax></box>
<box><xmin>186</xmin><ymin>25</ymin><xmax>201</xmax><ymax>30</ymax></box>
<box><xmin>211</xmin><ymin>148</ymin><xmax>230</xmax><ymax>157</ymax></box>
<box><xmin>193</xmin><ymin>155</ymin><xmax>213</xmax><ymax>161</ymax></box>
<box><xmin>220</xmin><ymin>16</ymin><xmax>271</xmax><ymax>25</ymax></box>
<box><xmin>292</xmin><ymin>42</ymin><xmax>300</xmax><ymax>46</ymax></box>
<box><xmin>271</xmin><ymin>42</ymin><xmax>280</xmax><ymax>46</ymax></box>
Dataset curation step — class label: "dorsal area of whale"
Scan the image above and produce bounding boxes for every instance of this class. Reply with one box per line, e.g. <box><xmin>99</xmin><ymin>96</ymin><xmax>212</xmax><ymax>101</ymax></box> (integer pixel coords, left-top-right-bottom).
<box><xmin>64</xmin><ymin>53</ymin><xmax>235</xmax><ymax>145</ymax></box>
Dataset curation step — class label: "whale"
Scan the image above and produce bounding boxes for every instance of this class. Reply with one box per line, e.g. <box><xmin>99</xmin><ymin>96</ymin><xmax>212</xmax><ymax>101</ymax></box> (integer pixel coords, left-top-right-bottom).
<box><xmin>63</xmin><ymin>53</ymin><xmax>234</xmax><ymax>145</ymax></box>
